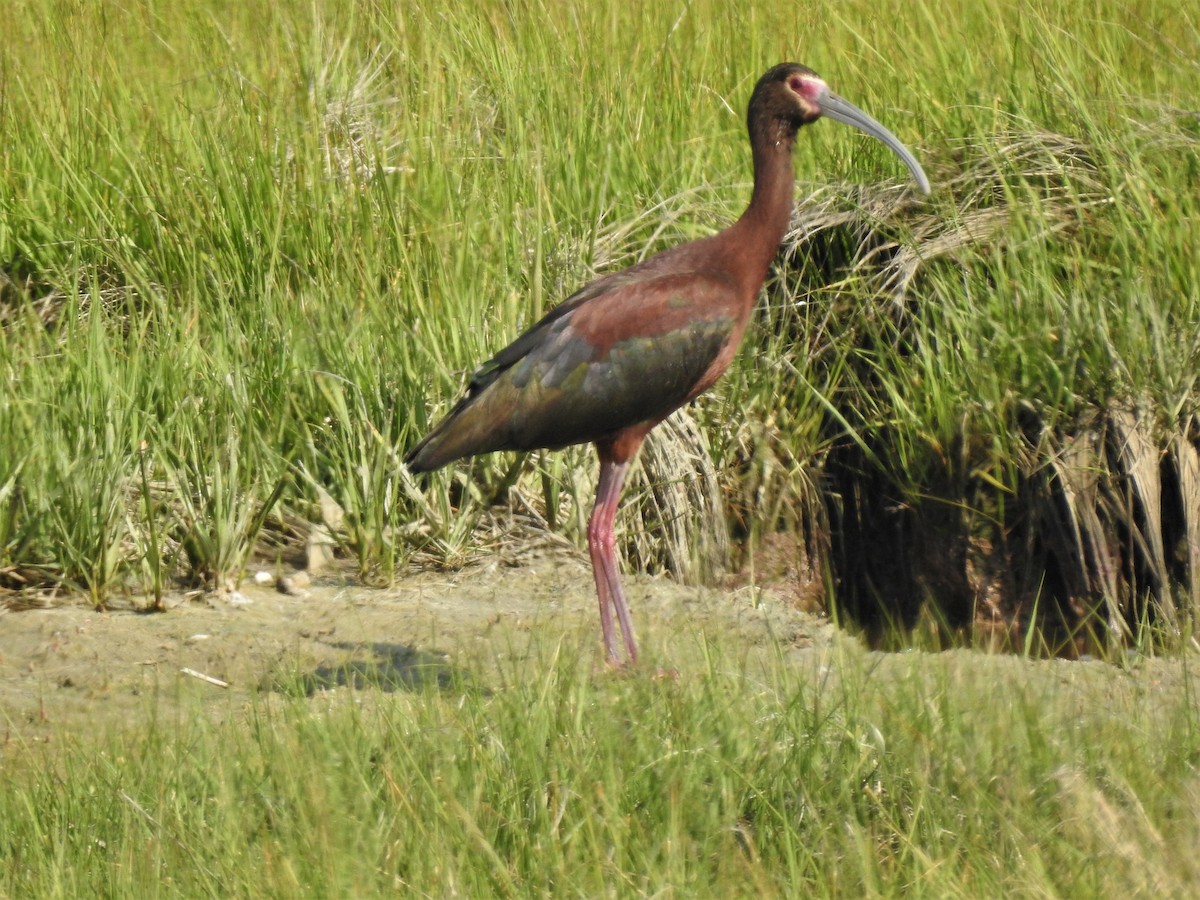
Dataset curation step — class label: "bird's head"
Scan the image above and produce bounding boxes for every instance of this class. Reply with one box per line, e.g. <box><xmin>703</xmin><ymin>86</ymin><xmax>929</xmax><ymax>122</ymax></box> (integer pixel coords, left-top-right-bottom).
<box><xmin>751</xmin><ymin>63</ymin><xmax>931</xmax><ymax>194</ymax></box>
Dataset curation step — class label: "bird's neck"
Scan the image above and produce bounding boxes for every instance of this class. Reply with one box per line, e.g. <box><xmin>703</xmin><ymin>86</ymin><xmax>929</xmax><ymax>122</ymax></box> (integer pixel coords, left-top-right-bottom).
<box><xmin>727</xmin><ymin>120</ymin><xmax>795</xmax><ymax>296</ymax></box>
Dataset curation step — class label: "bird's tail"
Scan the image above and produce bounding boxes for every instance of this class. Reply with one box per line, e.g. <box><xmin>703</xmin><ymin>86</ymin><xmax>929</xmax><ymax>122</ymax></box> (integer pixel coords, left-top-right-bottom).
<box><xmin>404</xmin><ymin>392</ymin><xmax>487</xmax><ymax>473</ymax></box>
<box><xmin>404</xmin><ymin>423</ymin><xmax>449</xmax><ymax>473</ymax></box>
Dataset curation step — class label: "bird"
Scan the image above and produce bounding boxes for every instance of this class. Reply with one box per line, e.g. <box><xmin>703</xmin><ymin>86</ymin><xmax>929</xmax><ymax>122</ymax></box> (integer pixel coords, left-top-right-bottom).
<box><xmin>406</xmin><ymin>63</ymin><xmax>930</xmax><ymax>666</ymax></box>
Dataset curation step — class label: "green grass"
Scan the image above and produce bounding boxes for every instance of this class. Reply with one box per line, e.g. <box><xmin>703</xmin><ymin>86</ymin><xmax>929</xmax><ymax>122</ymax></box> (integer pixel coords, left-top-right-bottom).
<box><xmin>2</xmin><ymin>0</ymin><xmax>1198</xmax><ymax>620</ymax></box>
<box><xmin>4</xmin><ymin>642</ymin><xmax>1198</xmax><ymax>896</ymax></box>
<box><xmin>5</xmin><ymin>1</ymin><xmax>1200</xmax><ymax>892</ymax></box>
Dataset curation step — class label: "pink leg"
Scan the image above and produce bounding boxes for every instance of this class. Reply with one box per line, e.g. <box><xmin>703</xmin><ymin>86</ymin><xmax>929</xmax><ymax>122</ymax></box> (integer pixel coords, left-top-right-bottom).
<box><xmin>587</xmin><ymin>455</ymin><xmax>638</xmax><ymax>665</ymax></box>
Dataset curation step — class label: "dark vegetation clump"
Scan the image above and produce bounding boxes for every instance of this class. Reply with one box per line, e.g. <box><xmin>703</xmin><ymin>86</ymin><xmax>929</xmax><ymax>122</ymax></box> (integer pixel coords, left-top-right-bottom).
<box><xmin>750</xmin><ymin>129</ymin><xmax>1200</xmax><ymax>655</ymax></box>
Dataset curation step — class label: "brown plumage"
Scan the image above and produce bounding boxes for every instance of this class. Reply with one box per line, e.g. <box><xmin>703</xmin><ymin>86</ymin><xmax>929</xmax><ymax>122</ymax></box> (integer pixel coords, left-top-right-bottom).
<box><xmin>407</xmin><ymin>63</ymin><xmax>930</xmax><ymax>666</ymax></box>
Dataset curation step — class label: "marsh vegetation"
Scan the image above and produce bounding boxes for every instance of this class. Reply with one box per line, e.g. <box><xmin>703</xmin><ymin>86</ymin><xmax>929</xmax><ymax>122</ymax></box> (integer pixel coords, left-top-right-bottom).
<box><xmin>3</xmin><ymin>1</ymin><xmax>1200</xmax><ymax>893</ymax></box>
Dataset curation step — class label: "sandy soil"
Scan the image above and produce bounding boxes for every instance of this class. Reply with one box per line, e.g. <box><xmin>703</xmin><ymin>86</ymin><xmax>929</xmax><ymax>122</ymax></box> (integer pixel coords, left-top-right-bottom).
<box><xmin>0</xmin><ymin>549</ymin><xmax>838</xmax><ymax>745</ymax></box>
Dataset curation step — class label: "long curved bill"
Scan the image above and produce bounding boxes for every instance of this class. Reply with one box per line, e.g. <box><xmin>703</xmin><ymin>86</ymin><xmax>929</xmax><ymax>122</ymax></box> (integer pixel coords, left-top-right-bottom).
<box><xmin>818</xmin><ymin>89</ymin><xmax>931</xmax><ymax>195</ymax></box>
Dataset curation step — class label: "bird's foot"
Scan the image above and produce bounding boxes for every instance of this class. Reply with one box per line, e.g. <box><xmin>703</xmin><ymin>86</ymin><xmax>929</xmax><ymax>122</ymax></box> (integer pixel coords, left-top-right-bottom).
<box><xmin>592</xmin><ymin>656</ymin><xmax>679</xmax><ymax>680</ymax></box>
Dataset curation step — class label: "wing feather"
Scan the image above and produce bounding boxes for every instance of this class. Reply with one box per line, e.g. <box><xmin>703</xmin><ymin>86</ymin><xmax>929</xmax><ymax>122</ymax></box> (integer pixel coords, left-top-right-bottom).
<box><xmin>406</xmin><ymin>269</ymin><xmax>740</xmax><ymax>471</ymax></box>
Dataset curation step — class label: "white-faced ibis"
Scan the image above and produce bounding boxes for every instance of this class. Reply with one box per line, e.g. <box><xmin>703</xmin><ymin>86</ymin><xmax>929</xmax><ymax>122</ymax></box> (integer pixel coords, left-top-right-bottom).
<box><xmin>406</xmin><ymin>63</ymin><xmax>930</xmax><ymax>666</ymax></box>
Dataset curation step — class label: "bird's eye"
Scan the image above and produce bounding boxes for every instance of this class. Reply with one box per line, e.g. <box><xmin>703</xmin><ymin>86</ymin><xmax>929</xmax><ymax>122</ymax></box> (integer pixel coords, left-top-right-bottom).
<box><xmin>788</xmin><ymin>74</ymin><xmax>823</xmax><ymax>102</ymax></box>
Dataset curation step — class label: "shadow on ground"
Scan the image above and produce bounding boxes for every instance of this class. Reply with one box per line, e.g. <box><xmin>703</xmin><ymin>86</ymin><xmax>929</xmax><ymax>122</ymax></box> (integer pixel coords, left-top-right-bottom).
<box><xmin>282</xmin><ymin>641</ymin><xmax>487</xmax><ymax>696</ymax></box>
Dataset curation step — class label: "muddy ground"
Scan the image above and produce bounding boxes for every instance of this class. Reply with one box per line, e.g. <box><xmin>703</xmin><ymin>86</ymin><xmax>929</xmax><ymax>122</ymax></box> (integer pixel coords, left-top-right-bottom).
<box><xmin>0</xmin><ymin>549</ymin><xmax>840</xmax><ymax>745</ymax></box>
<box><xmin>2</xmin><ymin>546</ymin><xmax>1191</xmax><ymax>749</ymax></box>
